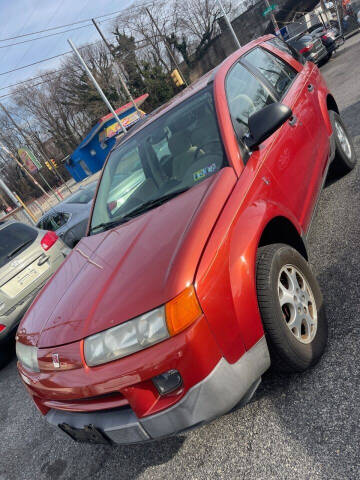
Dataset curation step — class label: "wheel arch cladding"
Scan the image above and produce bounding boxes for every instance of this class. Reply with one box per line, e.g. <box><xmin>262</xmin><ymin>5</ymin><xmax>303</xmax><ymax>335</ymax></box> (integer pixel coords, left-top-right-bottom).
<box><xmin>258</xmin><ymin>216</ymin><xmax>308</xmax><ymax>261</ymax></box>
<box><xmin>326</xmin><ymin>94</ymin><xmax>339</xmax><ymax>115</ymax></box>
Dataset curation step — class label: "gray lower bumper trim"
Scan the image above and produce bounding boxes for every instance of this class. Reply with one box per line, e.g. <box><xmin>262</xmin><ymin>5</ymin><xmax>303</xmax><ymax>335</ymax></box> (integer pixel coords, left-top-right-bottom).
<box><xmin>46</xmin><ymin>336</ymin><xmax>270</xmax><ymax>444</ymax></box>
<box><xmin>141</xmin><ymin>336</ymin><xmax>270</xmax><ymax>438</ymax></box>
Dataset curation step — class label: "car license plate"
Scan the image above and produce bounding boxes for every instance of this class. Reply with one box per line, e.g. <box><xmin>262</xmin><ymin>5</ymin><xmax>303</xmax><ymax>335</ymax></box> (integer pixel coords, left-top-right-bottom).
<box><xmin>1</xmin><ymin>260</ymin><xmax>49</xmax><ymax>298</ymax></box>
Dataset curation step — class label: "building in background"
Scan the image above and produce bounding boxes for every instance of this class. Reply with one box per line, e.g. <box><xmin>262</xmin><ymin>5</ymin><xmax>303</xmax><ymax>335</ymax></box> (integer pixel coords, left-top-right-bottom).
<box><xmin>65</xmin><ymin>94</ymin><xmax>148</xmax><ymax>182</ymax></box>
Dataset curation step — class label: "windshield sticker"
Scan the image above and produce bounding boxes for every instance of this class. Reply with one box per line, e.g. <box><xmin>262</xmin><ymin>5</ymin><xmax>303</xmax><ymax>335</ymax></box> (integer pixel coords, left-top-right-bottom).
<box><xmin>193</xmin><ymin>163</ymin><xmax>217</xmax><ymax>182</ymax></box>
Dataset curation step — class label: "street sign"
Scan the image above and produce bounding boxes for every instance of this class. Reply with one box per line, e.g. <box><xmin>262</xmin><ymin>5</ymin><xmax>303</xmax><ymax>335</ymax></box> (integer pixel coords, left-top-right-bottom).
<box><xmin>263</xmin><ymin>4</ymin><xmax>277</xmax><ymax>16</ymax></box>
<box><xmin>18</xmin><ymin>148</ymin><xmax>42</xmax><ymax>173</ymax></box>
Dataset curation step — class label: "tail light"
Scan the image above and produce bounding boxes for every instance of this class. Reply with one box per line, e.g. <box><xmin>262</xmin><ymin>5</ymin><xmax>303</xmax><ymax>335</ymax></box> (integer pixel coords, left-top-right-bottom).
<box><xmin>299</xmin><ymin>44</ymin><xmax>313</xmax><ymax>54</ymax></box>
<box><xmin>0</xmin><ymin>324</ymin><xmax>6</xmax><ymax>333</ymax></box>
<box><xmin>41</xmin><ymin>231</ymin><xmax>59</xmax><ymax>251</ymax></box>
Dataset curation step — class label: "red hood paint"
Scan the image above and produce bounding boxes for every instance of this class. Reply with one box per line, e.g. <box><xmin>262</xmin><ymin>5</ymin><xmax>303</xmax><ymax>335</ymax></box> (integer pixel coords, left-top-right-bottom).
<box><xmin>18</xmin><ymin>168</ymin><xmax>236</xmax><ymax>348</ymax></box>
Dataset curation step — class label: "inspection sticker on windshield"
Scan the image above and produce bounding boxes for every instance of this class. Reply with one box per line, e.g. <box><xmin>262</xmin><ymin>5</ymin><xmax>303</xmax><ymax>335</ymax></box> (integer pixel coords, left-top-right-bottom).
<box><xmin>193</xmin><ymin>163</ymin><xmax>217</xmax><ymax>182</ymax></box>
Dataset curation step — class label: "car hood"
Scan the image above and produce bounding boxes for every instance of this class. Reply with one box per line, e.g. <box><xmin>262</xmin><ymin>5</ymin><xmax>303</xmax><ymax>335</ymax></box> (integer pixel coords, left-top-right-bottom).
<box><xmin>18</xmin><ymin>168</ymin><xmax>236</xmax><ymax>348</ymax></box>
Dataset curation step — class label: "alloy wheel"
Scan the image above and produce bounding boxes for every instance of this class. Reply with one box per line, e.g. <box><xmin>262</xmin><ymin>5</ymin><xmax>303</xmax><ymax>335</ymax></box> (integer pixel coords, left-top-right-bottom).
<box><xmin>278</xmin><ymin>265</ymin><xmax>318</xmax><ymax>344</ymax></box>
<box><xmin>335</xmin><ymin>120</ymin><xmax>352</xmax><ymax>160</ymax></box>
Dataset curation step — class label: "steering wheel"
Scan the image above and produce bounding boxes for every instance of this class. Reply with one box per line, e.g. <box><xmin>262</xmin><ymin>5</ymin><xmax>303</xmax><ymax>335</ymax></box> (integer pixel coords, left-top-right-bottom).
<box><xmin>194</xmin><ymin>140</ymin><xmax>222</xmax><ymax>160</ymax></box>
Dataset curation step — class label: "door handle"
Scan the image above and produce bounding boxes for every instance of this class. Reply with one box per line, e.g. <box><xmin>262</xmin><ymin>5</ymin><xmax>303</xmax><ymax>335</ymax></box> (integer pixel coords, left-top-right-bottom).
<box><xmin>289</xmin><ymin>115</ymin><xmax>297</xmax><ymax>127</ymax></box>
<box><xmin>37</xmin><ymin>254</ymin><xmax>49</xmax><ymax>266</ymax></box>
<box><xmin>308</xmin><ymin>84</ymin><xmax>314</xmax><ymax>92</ymax></box>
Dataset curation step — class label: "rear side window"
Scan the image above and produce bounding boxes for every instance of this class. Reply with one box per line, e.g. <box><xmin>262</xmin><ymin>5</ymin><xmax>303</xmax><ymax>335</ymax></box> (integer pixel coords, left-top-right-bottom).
<box><xmin>244</xmin><ymin>47</ymin><xmax>297</xmax><ymax>99</ymax></box>
<box><xmin>226</xmin><ymin>62</ymin><xmax>274</xmax><ymax>140</ymax></box>
<box><xmin>0</xmin><ymin>223</ymin><xmax>37</xmax><ymax>267</ymax></box>
<box><xmin>266</xmin><ymin>37</ymin><xmax>305</xmax><ymax>65</ymax></box>
<box><xmin>41</xmin><ymin>213</ymin><xmax>69</xmax><ymax>231</ymax></box>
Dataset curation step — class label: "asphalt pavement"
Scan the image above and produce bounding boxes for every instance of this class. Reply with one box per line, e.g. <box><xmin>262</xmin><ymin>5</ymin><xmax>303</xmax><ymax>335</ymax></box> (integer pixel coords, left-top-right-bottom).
<box><xmin>1</xmin><ymin>35</ymin><xmax>360</xmax><ymax>480</ymax></box>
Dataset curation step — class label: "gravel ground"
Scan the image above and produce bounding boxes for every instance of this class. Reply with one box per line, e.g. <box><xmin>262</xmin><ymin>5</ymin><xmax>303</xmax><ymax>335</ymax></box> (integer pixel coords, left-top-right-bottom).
<box><xmin>1</xmin><ymin>34</ymin><xmax>360</xmax><ymax>480</ymax></box>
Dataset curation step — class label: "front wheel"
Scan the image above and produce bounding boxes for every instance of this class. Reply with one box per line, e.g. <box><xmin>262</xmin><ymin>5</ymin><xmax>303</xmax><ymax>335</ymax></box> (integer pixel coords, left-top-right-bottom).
<box><xmin>330</xmin><ymin>111</ymin><xmax>357</xmax><ymax>175</ymax></box>
<box><xmin>256</xmin><ymin>244</ymin><xmax>328</xmax><ymax>373</ymax></box>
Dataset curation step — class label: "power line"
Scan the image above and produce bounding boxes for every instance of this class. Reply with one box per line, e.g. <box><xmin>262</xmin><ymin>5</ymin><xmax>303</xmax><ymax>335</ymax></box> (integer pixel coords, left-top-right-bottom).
<box><xmin>0</xmin><ymin>1</ymin><xmax>155</xmax><ymax>43</ymax></box>
<box><xmin>0</xmin><ymin>14</ymin><xmax>128</xmax><ymax>50</ymax></box>
<box><xmin>0</xmin><ymin>8</ymin><xmax>126</xmax><ymax>42</ymax></box>
<box><xmin>0</xmin><ymin>24</ymin><xmax>92</xmax><ymax>49</ymax></box>
<box><xmin>0</xmin><ymin>69</ymin><xmax>65</xmax><ymax>91</ymax></box>
<box><xmin>0</xmin><ymin>41</ymin><xmax>98</xmax><ymax>77</ymax></box>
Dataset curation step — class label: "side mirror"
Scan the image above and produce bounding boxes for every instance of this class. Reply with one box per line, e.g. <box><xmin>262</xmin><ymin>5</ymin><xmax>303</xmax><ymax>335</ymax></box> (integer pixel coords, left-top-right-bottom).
<box><xmin>243</xmin><ymin>103</ymin><xmax>292</xmax><ymax>150</ymax></box>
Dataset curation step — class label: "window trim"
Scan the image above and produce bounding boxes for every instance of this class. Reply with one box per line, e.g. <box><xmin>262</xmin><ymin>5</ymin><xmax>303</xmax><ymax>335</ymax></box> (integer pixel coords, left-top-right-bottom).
<box><xmin>265</xmin><ymin>37</ymin><xmax>306</xmax><ymax>67</ymax></box>
<box><xmin>241</xmin><ymin>46</ymin><xmax>298</xmax><ymax>102</ymax></box>
<box><xmin>224</xmin><ymin>57</ymin><xmax>277</xmax><ymax>164</ymax></box>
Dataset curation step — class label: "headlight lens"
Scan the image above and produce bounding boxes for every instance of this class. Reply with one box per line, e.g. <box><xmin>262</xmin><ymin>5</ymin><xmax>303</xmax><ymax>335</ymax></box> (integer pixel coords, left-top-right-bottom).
<box><xmin>16</xmin><ymin>342</ymin><xmax>39</xmax><ymax>372</ymax></box>
<box><xmin>84</xmin><ymin>306</ymin><xmax>169</xmax><ymax>367</ymax></box>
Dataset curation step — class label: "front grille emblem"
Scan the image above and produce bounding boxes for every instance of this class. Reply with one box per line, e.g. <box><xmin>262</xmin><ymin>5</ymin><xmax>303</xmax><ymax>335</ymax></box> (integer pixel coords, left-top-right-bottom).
<box><xmin>52</xmin><ymin>353</ymin><xmax>60</xmax><ymax>368</ymax></box>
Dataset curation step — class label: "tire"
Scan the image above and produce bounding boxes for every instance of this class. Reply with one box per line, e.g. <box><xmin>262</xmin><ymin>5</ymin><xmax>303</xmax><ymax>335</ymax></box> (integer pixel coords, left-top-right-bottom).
<box><xmin>330</xmin><ymin>110</ymin><xmax>357</xmax><ymax>175</ymax></box>
<box><xmin>256</xmin><ymin>244</ymin><xmax>328</xmax><ymax>373</ymax></box>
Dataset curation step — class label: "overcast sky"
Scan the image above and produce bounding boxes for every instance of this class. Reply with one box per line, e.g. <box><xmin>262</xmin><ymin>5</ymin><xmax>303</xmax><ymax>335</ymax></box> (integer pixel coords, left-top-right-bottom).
<box><xmin>0</xmin><ymin>0</ymin><xmax>135</xmax><ymax>101</ymax></box>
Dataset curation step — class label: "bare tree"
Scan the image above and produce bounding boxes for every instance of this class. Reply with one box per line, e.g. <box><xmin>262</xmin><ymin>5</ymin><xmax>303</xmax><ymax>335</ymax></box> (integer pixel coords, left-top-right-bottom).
<box><xmin>167</xmin><ymin>0</ymin><xmax>232</xmax><ymax>66</ymax></box>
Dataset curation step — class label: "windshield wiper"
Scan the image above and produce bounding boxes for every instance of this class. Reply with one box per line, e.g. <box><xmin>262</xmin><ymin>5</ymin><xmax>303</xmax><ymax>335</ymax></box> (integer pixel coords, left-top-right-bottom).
<box><xmin>90</xmin><ymin>188</ymin><xmax>190</xmax><ymax>234</ymax></box>
<box><xmin>121</xmin><ymin>188</ymin><xmax>190</xmax><ymax>220</ymax></box>
<box><xmin>89</xmin><ymin>219</ymin><xmax>126</xmax><ymax>234</ymax></box>
<box><xmin>7</xmin><ymin>239</ymin><xmax>33</xmax><ymax>259</ymax></box>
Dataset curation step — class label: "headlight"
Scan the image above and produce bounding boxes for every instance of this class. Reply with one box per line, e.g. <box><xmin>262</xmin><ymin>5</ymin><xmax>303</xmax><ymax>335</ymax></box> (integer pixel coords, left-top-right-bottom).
<box><xmin>16</xmin><ymin>342</ymin><xmax>39</xmax><ymax>372</ymax></box>
<box><xmin>84</xmin><ymin>306</ymin><xmax>169</xmax><ymax>366</ymax></box>
<box><xmin>84</xmin><ymin>285</ymin><xmax>203</xmax><ymax>367</ymax></box>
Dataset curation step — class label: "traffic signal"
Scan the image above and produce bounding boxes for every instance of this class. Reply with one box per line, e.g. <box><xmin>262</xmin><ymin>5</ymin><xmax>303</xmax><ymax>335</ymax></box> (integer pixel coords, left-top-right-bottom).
<box><xmin>50</xmin><ymin>159</ymin><xmax>57</xmax><ymax>168</ymax></box>
<box><xmin>171</xmin><ymin>69</ymin><xmax>185</xmax><ymax>87</ymax></box>
<box><xmin>45</xmin><ymin>161</ymin><xmax>53</xmax><ymax>171</ymax></box>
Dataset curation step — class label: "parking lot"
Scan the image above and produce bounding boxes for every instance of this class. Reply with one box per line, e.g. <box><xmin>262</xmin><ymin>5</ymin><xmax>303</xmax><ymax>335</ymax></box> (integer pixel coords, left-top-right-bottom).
<box><xmin>1</xmin><ymin>34</ymin><xmax>360</xmax><ymax>480</ymax></box>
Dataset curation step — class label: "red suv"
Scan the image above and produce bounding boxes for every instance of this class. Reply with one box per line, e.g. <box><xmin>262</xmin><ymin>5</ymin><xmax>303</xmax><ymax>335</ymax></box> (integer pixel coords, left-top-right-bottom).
<box><xmin>16</xmin><ymin>35</ymin><xmax>356</xmax><ymax>445</ymax></box>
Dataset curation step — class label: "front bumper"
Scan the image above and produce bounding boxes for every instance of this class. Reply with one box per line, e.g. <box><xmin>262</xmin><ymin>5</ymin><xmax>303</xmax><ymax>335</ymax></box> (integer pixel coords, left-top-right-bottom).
<box><xmin>45</xmin><ymin>337</ymin><xmax>270</xmax><ymax>444</ymax></box>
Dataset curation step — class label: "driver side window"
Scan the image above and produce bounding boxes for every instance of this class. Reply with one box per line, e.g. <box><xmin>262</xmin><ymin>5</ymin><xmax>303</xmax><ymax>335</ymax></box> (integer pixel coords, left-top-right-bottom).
<box><xmin>226</xmin><ymin>62</ymin><xmax>274</xmax><ymax>141</ymax></box>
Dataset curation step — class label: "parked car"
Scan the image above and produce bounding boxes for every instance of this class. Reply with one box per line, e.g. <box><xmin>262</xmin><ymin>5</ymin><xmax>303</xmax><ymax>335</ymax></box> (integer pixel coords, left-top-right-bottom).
<box><xmin>0</xmin><ymin>221</ymin><xmax>69</xmax><ymax>366</ymax></box>
<box><xmin>310</xmin><ymin>26</ymin><xmax>337</xmax><ymax>55</ymax></box>
<box><xmin>16</xmin><ymin>35</ymin><xmax>356</xmax><ymax>445</ymax></box>
<box><xmin>36</xmin><ymin>181</ymin><xmax>97</xmax><ymax>248</ymax></box>
<box><xmin>287</xmin><ymin>34</ymin><xmax>329</xmax><ymax>64</ymax></box>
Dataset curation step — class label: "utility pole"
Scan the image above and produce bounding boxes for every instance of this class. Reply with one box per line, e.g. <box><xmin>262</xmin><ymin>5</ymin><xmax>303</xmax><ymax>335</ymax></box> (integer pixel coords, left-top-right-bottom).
<box><xmin>216</xmin><ymin>0</ymin><xmax>241</xmax><ymax>49</ymax></box>
<box><xmin>264</xmin><ymin>0</ymin><xmax>280</xmax><ymax>32</ymax></box>
<box><xmin>0</xmin><ymin>176</ymin><xmax>35</xmax><ymax>225</ymax></box>
<box><xmin>335</xmin><ymin>0</ymin><xmax>343</xmax><ymax>38</ymax></box>
<box><xmin>68</xmin><ymin>38</ymin><xmax>127</xmax><ymax>134</ymax></box>
<box><xmin>145</xmin><ymin>7</ymin><xmax>188</xmax><ymax>86</ymax></box>
<box><xmin>91</xmin><ymin>19</ymin><xmax>143</xmax><ymax>118</ymax></box>
<box><xmin>0</xmin><ymin>102</ymin><xmax>61</xmax><ymax>201</ymax></box>
<box><xmin>320</xmin><ymin>0</ymin><xmax>330</xmax><ymax>24</ymax></box>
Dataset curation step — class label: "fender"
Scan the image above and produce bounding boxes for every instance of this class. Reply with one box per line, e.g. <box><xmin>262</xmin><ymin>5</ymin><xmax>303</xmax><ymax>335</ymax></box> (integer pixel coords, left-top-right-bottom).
<box><xmin>195</xmin><ymin>171</ymin><xmax>305</xmax><ymax>364</ymax></box>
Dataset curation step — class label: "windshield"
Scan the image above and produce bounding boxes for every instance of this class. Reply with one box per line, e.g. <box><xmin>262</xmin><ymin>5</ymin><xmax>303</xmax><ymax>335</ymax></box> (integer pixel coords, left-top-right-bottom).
<box><xmin>90</xmin><ymin>87</ymin><xmax>226</xmax><ymax>233</ymax></box>
<box><xmin>0</xmin><ymin>223</ymin><xmax>37</xmax><ymax>268</ymax></box>
<box><xmin>65</xmin><ymin>182</ymin><xmax>97</xmax><ymax>204</ymax></box>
